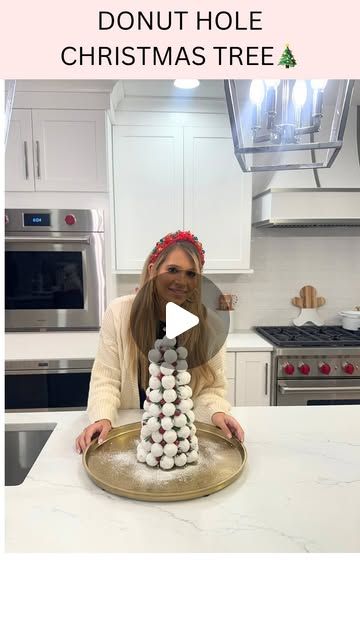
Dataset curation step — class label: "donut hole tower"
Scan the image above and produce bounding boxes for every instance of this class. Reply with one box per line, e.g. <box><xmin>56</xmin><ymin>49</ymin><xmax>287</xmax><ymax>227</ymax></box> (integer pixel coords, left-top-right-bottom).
<box><xmin>136</xmin><ymin>337</ymin><xmax>199</xmax><ymax>470</ymax></box>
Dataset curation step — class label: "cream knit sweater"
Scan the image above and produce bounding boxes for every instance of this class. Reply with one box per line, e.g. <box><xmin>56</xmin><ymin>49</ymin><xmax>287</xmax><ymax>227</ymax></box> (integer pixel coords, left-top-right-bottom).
<box><xmin>87</xmin><ymin>294</ymin><xmax>231</xmax><ymax>427</ymax></box>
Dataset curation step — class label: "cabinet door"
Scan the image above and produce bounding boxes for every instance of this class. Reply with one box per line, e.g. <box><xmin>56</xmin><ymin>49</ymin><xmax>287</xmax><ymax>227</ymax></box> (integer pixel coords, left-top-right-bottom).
<box><xmin>226</xmin><ymin>379</ymin><xmax>235</xmax><ymax>406</ymax></box>
<box><xmin>113</xmin><ymin>125</ymin><xmax>183</xmax><ymax>272</ymax></box>
<box><xmin>31</xmin><ymin>110</ymin><xmax>107</xmax><ymax>191</ymax></box>
<box><xmin>5</xmin><ymin>109</ymin><xmax>35</xmax><ymax>191</ymax></box>
<box><xmin>235</xmin><ymin>352</ymin><xmax>271</xmax><ymax>406</ymax></box>
<box><xmin>184</xmin><ymin>127</ymin><xmax>252</xmax><ymax>272</ymax></box>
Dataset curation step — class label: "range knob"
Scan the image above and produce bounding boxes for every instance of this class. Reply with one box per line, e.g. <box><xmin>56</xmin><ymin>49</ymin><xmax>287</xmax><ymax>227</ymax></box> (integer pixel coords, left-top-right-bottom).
<box><xmin>65</xmin><ymin>214</ymin><xmax>76</xmax><ymax>226</ymax></box>
<box><xmin>319</xmin><ymin>362</ymin><xmax>331</xmax><ymax>375</ymax></box>
<box><xmin>299</xmin><ymin>363</ymin><xmax>310</xmax><ymax>375</ymax></box>
<box><xmin>283</xmin><ymin>362</ymin><xmax>295</xmax><ymax>375</ymax></box>
<box><xmin>343</xmin><ymin>362</ymin><xmax>355</xmax><ymax>375</ymax></box>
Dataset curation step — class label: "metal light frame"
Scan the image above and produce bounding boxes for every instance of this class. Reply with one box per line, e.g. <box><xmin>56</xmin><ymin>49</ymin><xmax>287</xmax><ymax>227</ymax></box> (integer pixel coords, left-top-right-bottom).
<box><xmin>224</xmin><ymin>79</ymin><xmax>355</xmax><ymax>172</ymax></box>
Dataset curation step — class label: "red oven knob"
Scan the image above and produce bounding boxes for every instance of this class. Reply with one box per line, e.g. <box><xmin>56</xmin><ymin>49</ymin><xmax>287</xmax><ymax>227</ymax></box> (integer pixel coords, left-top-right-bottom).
<box><xmin>319</xmin><ymin>362</ymin><xmax>331</xmax><ymax>375</ymax></box>
<box><xmin>65</xmin><ymin>214</ymin><xmax>76</xmax><ymax>226</ymax></box>
<box><xmin>283</xmin><ymin>362</ymin><xmax>295</xmax><ymax>375</ymax></box>
<box><xmin>299</xmin><ymin>363</ymin><xmax>310</xmax><ymax>375</ymax></box>
<box><xmin>343</xmin><ymin>362</ymin><xmax>355</xmax><ymax>375</ymax></box>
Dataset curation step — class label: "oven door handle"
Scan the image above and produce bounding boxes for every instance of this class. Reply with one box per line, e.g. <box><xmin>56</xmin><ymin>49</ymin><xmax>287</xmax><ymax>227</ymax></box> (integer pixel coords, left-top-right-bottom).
<box><xmin>279</xmin><ymin>383</ymin><xmax>360</xmax><ymax>394</ymax></box>
<box><xmin>5</xmin><ymin>235</ymin><xmax>91</xmax><ymax>245</ymax></box>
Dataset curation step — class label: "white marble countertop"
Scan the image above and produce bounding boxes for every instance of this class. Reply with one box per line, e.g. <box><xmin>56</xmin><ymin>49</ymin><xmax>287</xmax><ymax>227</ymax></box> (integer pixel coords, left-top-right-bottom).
<box><xmin>5</xmin><ymin>330</ymin><xmax>273</xmax><ymax>361</ymax></box>
<box><xmin>5</xmin><ymin>406</ymin><xmax>360</xmax><ymax>552</ymax></box>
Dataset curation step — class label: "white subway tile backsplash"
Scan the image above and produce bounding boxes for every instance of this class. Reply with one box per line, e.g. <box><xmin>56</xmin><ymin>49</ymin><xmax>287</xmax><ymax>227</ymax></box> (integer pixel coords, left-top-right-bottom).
<box><xmin>114</xmin><ymin>226</ymin><xmax>360</xmax><ymax>329</ymax></box>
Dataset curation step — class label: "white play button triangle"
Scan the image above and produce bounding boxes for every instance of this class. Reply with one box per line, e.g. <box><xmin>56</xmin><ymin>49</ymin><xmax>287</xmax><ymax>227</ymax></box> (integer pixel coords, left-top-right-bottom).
<box><xmin>165</xmin><ymin>302</ymin><xmax>199</xmax><ymax>339</ymax></box>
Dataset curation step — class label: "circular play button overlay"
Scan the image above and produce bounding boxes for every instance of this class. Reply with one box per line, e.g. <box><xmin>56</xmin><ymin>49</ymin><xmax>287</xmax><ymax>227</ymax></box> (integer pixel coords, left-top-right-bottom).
<box><xmin>130</xmin><ymin>271</ymin><xmax>230</xmax><ymax>369</ymax></box>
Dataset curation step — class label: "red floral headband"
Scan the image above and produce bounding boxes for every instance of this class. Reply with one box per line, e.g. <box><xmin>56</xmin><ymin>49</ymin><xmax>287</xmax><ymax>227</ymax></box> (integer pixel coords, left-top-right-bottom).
<box><xmin>149</xmin><ymin>230</ymin><xmax>205</xmax><ymax>267</ymax></box>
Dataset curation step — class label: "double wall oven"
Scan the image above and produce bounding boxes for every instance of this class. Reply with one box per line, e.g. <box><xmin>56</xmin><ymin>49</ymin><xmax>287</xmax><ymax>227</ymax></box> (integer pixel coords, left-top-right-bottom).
<box><xmin>255</xmin><ymin>326</ymin><xmax>360</xmax><ymax>406</ymax></box>
<box><xmin>5</xmin><ymin>208</ymin><xmax>105</xmax><ymax>331</ymax></box>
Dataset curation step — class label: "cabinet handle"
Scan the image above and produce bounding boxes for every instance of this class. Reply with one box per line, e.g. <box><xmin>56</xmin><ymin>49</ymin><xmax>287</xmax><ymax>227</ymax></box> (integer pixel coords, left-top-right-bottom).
<box><xmin>265</xmin><ymin>362</ymin><xmax>269</xmax><ymax>395</ymax></box>
<box><xmin>35</xmin><ymin>140</ymin><xmax>41</xmax><ymax>178</ymax></box>
<box><xmin>23</xmin><ymin>141</ymin><xmax>29</xmax><ymax>179</ymax></box>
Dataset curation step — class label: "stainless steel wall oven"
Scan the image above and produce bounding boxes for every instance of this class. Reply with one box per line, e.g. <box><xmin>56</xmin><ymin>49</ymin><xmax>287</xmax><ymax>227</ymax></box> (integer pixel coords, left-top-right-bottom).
<box><xmin>5</xmin><ymin>209</ymin><xmax>105</xmax><ymax>331</ymax></box>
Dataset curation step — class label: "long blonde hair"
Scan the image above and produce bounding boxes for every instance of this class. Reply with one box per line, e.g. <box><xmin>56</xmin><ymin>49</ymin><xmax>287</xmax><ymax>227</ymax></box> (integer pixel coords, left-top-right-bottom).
<box><xmin>128</xmin><ymin>240</ymin><xmax>216</xmax><ymax>397</ymax></box>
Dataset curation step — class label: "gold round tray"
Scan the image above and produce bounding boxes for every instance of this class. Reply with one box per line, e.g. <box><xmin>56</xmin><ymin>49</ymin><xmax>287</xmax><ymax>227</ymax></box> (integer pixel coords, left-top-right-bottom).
<box><xmin>83</xmin><ymin>421</ymin><xmax>247</xmax><ymax>502</ymax></box>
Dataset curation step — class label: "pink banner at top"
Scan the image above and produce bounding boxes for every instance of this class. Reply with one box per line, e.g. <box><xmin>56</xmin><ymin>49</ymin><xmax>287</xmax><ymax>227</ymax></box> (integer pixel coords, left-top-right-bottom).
<box><xmin>0</xmin><ymin>0</ymin><xmax>359</xmax><ymax>78</ymax></box>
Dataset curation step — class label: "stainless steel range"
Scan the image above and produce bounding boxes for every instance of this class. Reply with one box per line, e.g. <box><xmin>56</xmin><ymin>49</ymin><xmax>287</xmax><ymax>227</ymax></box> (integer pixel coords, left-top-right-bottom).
<box><xmin>5</xmin><ymin>208</ymin><xmax>105</xmax><ymax>331</ymax></box>
<box><xmin>255</xmin><ymin>326</ymin><xmax>360</xmax><ymax>406</ymax></box>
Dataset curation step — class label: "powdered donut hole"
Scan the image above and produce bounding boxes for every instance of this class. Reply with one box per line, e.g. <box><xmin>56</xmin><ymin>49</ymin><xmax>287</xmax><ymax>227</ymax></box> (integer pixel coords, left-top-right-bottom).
<box><xmin>161</xmin><ymin>416</ymin><xmax>173</xmax><ymax>431</ymax></box>
<box><xmin>176</xmin><ymin>371</ymin><xmax>191</xmax><ymax>385</ymax></box>
<box><xmin>176</xmin><ymin>346</ymin><xmax>188</xmax><ymax>359</ymax></box>
<box><xmin>179</xmin><ymin>399</ymin><xmax>192</xmax><ymax>413</ymax></box>
<box><xmin>141</xmin><ymin>411</ymin><xmax>151</xmax><ymax>422</ymax></box>
<box><xmin>162</xmin><ymin>388</ymin><xmax>177</xmax><ymax>403</ymax></box>
<box><xmin>187</xmin><ymin>450</ymin><xmax>199</xmax><ymax>464</ymax></box>
<box><xmin>164</xmin><ymin>443</ymin><xmax>178</xmax><ymax>457</ymax></box>
<box><xmin>151</xmin><ymin>430</ymin><xmax>163</xmax><ymax>443</ymax></box>
<box><xmin>177</xmin><ymin>359</ymin><xmax>188</xmax><ymax>371</ymax></box>
<box><xmin>136</xmin><ymin>446</ymin><xmax>147</xmax><ymax>463</ymax></box>
<box><xmin>149</xmin><ymin>403</ymin><xmax>161</xmax><ymax>417</ymax></box>
<box><xmin>178</xmin><ymin>426</ymin><xmax>190</xmax><ymax>439</ymax></box>
<box><xmin>149</xmin><ymin>389</ymin><xmax>163</xmax><ymax>403</ymax></box>
<box><xmin>163</xmin><ymin>429</ymin><xmax>177</xmax><ymax>444</ymax></box>
<box><xmin>190</xmin><ymin>435</ymin><xmax>198</xmax><ymax>450</ymax></box>
<box><xmin>162</xmin><ymin>337</ymin><xmax>176</xmax><ymax>348</ymax></box>
<box><xmin>162</xmin><ymin>375</ymin><xmax>176</xmax><ymax>390</ymax></box>
<box><xmin>147</xmin><ymin>417</ymin><xmax>160</xmax><ymax>432</ymax></box>
<box><xmin>143</xmin><ymin>400</ymin><xmax>150</xmax><ymax>411</ymax></box>
<box><xmin>149</xmin><ymin>363</ymin><xmax>160</xmax><ymax>376</ymax></box>
<box><xmin>160</xmin><ymin>456</ymin><xmax>175</xmax><ymax>470</ymax></box>
<box><xmin>160</xmin><ymin>363</ymin><xmax>175</xmax><ymax>376</ymax></box>
<box><xmin>149</xmin><ymin>376</ymin><xmax>161</xmax><ymax>390</ymax></box>
<box><xmin>178</xmin><ymin>385</ymin><xmax>191</xmax><ymax>400</ymax></box>
<box><xmin>174</xmin><ymin>453</ymin><xmax>187</xmax><ymax>467</ymax></box>
<box><xmin>141</xmin><ymin>440</ymin><xmax>152</xmax><ymax>453</ymax></box>
<box><xmin>146</xmin><ymin>453</ymin><xmax>158</xmax><ymax>467</ymax></box>
<box><xmin>162</xmin><ymin>402</ymin><xmax>176</xmax><ymax>417</ymax></box>
<box><xmin>154</xmin><ymin>339</ymin><xmax>164</xmax><ymax>350</ymax></box>
<box><xmin>148</xmin><ymin>349</ymin><xmax>162</xmax><ymax>363</ymax></box>
<box><xmin>141</xmin><ymin>424</ymin><xmax>152</xmax><ymax>439</ymax></box>
<box><xmin>186</xmin><ymin>410</ymin><xmax>195</xmax><ymax>423</ymax></box>
<box><xmin>164</xmin><ymin>349</ymin><xmax>177</xmax><ymax>364</ymax></box>
<box><xmin>189</xmin><ymin>424</ymin><xmax>196</xmax><ymax>436</ymax></box>
<box><xmin>179</xmin><ymin>439</ymin><xmax>190</xmax><ymax>453</ymax></box>
<box><xmin>151</xmin><ymin>443</ymin><xmax>163</xmax><ymax>458</ymax></box>
<box><xmin>173</xmin><ymin>413</ymin><xmax>187</xmax><ymax>428</ymax></box>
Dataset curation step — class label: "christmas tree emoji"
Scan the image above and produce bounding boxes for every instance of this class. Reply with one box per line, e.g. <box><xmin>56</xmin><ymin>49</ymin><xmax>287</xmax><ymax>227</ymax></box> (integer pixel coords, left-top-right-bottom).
<box><xmin>278</xmin><ymin>44</ymin><xmax>297</xmax><ymax>69</ymax></box>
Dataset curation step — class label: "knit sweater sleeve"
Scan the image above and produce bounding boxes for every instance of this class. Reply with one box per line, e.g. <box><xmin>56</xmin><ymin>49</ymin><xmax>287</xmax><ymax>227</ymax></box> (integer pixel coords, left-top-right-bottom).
<box><xmin>193</xmin><ymin>346</ymin><xmax>232</xmax><ymax>425</ymax></box>
<box><xmin>87</xmin><ymin>302</ymin><xmax>122</xmax><ymax>426</ymax></box>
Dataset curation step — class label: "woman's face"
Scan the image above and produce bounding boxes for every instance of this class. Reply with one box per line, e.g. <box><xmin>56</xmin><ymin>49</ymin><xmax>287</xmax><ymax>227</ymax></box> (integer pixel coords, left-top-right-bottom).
<box><xmin>150</xmin><ymin>247</ymin><xmax>199</xmax><ymax>305</ymax></box>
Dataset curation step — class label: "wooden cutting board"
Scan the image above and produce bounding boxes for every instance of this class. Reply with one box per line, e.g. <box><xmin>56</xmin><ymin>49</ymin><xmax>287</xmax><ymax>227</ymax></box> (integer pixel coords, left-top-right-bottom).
<box><xmin>291</xmin><ymin>285</ymin><xmax>326</xmax><ymax>326</ymax></box>
<box><xmin>292</xmin><ymin>285</ymin><xmax>326</xmax><ymax>309</ymax></box>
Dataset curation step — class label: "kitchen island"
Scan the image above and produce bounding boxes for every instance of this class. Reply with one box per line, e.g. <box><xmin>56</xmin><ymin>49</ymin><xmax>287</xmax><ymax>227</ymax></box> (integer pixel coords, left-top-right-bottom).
<box><xmin>5</xmin><ymin>406</ymin><xmax>360</xmax><ymax>553</ymax></box>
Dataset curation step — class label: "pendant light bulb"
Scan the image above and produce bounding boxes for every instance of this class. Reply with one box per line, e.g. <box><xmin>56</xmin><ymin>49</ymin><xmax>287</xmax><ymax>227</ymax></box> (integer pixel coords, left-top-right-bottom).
<box><xmin>292</xmin><ymin>80</ymin><xmax>308</xmax><ymax>107</ymax></box>
<box><xmin>311</xmin><ymin>79</ymin><xmax>327</xmax><ymax>91</ymax></box>
<box><xmin>174</xmin><ymin>80</ymin><xmax>200</xmax><ymax>89</ymax></box>
<box><xmin>249</xmin><ymin>80</ymin><xmax>265</xmax><ymax>105</ymax></box>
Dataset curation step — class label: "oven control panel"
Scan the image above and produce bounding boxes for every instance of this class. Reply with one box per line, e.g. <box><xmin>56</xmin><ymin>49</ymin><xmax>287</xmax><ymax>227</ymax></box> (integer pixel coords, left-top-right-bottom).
<box><xmin>4</xmin><ymin>209</ymin><xmax>104</xmax><ymax>233</ymax></box>
<box><xmin>278</xmin><ymin>355</ymin><xmax>360</xmax><ymax>378</ymax></box>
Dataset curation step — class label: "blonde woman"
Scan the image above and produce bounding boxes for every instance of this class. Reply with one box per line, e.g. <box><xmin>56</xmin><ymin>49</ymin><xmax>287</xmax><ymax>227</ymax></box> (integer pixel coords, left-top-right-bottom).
<box><xmin>75</xmin><ymin>231</ymin><xmax>245</xmax><ymax>453</ymax></box>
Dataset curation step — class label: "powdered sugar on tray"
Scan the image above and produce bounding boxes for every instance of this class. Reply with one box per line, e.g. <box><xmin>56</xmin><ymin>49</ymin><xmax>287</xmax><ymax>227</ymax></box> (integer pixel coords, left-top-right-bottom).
<box><xmin>90</xmin><ymin>436</ymin><xmax>240</xmax><ymax>491</ymax></box>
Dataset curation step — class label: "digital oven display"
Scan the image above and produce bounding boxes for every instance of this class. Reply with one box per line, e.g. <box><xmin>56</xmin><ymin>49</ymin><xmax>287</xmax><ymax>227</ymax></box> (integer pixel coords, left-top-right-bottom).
<box><xmin>23</xmin><ymin>213</ymin><xmax>50</xmax><ymax>227</ymax></box>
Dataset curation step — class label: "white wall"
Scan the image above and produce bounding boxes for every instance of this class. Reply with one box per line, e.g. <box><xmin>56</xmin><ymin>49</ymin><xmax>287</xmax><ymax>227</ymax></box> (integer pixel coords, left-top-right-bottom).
<box><xmin>112</xmin><ymin>225</ymin><xmax>360</xmax><ymax>329</ymax></box>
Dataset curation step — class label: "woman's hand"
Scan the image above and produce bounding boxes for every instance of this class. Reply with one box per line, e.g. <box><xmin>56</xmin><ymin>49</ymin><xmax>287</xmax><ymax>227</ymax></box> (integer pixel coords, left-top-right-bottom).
<box><xmin>75</xmin><ymin>419</ymin><xmax>112</xmax><ymax>454</ymax></box>
<box><xmin>211</xmin><ymin>412</ymin><xmax>245</xmax><ymax>442</ymax></box>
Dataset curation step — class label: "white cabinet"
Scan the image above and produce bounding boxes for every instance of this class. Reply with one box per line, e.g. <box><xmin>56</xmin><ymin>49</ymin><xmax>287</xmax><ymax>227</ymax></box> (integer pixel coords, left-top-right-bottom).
<box><xmin>6</xmin><ymin>109</ymin><xmax>107</xmax><ymax>192</ymax></box>
<box><xmin>225</xmin><ymin>352</ymin><xmax>236</xmax><ymax>405</ymax></box>
<box><xmin>112</xmin><ymin>120</ymin><xmax>252</xmax><ymax>273</ymax></box>
<box><xmin>5</xmin><ymin>109</ymin><xmax>34</xmax><ymax>191</ymax></box>
<box><xmin>184</xmin><ymin>128</ymin><xmax>251</xmax><ymax>271</ymax></box>
<box><xmin>235</xmin><ymin>352</ymin><xmax>271</xmax><ymax>406</ymax></box>
<box><xmin>113</xmin><ymin>126</ymin><xmax>183</xmax><ymax>271</ymax></box>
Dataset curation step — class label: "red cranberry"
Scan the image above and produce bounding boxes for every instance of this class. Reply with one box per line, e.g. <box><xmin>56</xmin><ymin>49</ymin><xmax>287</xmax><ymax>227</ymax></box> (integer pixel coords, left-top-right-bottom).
<box><xmin>161</xmin><ymin>440</ymin><xmax>166</xmax><ymax>446</ymax></box>
<box><xmin>175</xmin><ymin>440</ymin><xmax>179</xmax><ymax>446</ymax></box>
<box><xmin>159</xmin><ymin>427</ymin><xmax>165</xmax><ymax>434</ymax></box>
<box><xmin>160</xmin><ymin>399</ymin><xmax>165</xmax><ymax>405</ymax></box>
<box><xmin>175</xmin><ymin>410</ymin><xmax>181</xmax><ymax>416</ymax></box>
<box><xmin>159</xmin><ymin>413</ymin><xmax>164</xmax><ymax>419</ymax></box>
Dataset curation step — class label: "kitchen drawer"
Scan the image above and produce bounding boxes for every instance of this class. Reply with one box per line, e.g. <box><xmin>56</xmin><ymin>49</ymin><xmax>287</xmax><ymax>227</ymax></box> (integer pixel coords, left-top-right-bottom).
<box><xmin>226</xmin><ymin>351</ymin><xmax>235</xmax><ymax>379</ymax></box>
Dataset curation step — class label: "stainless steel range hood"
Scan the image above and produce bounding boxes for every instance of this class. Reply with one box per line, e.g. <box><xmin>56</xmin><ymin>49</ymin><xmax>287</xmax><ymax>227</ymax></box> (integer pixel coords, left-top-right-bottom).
<box><xmin>253</xmin><ymin>188</ymin><xmax>360</xmax><ymax>227</ymax></box>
